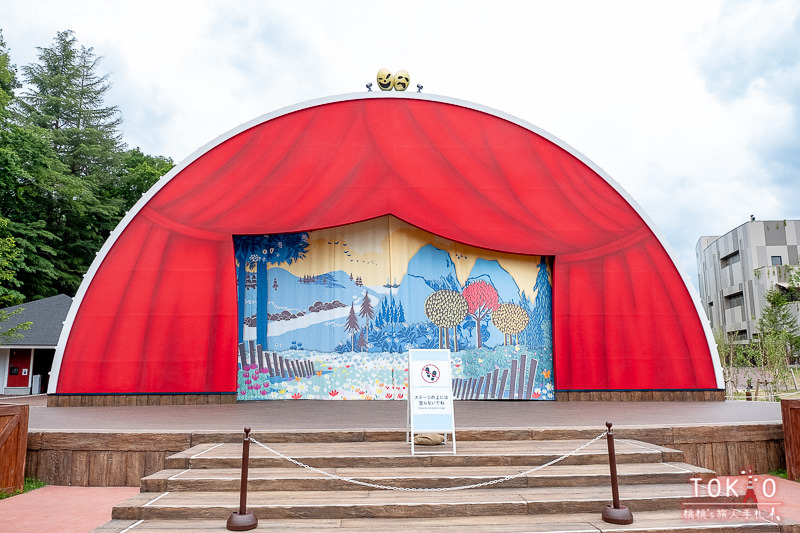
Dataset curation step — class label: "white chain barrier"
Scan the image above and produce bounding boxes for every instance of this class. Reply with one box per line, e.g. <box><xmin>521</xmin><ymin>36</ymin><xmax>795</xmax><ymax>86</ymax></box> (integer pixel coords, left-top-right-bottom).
<box><xmin>249</xmin><ymin>431</ymin><xmax>608</xmax><ymax>492</ymax></box>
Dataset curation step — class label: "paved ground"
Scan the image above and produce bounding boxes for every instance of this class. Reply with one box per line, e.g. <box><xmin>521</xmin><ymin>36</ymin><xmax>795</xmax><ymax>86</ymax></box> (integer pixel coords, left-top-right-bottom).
<box><xmin>0</xmin><ymin>396</ymin><xmax>790</xmax><ymax>533</ymax></box>
<box><xmin>0</xmin><ymin>486</ymin><xmax>139</xmax><ymax>533</ymax></box>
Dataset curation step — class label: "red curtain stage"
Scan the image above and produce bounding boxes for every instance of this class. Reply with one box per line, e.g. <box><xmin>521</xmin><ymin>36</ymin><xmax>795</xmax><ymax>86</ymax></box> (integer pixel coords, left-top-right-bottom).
<box><xmin>53</xmin><ymin>95</ymin><xmax>719</xmax><ymax>394</ymax></box>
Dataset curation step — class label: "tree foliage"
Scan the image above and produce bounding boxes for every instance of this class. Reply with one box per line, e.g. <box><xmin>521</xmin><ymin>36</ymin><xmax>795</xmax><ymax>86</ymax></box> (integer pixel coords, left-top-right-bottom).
<box><xmin>757</xmin><ymin>289</ymin><xmax>800</xmax><ymax>374</ymax></box>
<box><xmin>717</xmin><ymin>287</ymin><xmax>800</xmax><ymax>398</ymax></box>
<box><xmin>0</xmin><ymin>28</ymin><xmax>173</xmax><ymax>300</ymax></box>
<box><xmin>0</xmin><ymin>30</ymin><xmax>18</xmax><ymax>110</ymax></box>
<box><xmin>0</xmin><ymin>216</ymin><xmax>32</xmax><ymax>344</ymax></box>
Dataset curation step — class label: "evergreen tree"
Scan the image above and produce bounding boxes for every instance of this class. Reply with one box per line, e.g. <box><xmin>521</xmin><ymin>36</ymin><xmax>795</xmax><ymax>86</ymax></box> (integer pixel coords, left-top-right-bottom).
<box><xmin>758</xmin><ymin>289</ymin><xmax>800</xmax><ymax>354</ymax></box>
<box><xmin>0</xmin><ymin>29</ymin><xmax>174</xmax><ymax>299</ymax></box>
<box><xmin>16</xmin><ymin>30</ymin><xmax>122</xmax><ymax>175</ymax></box>
<box><xmin>10</xmin><ymin>30</ymin><xmax>123</xmax><ymax>294</ymax></box>
<box><xmin>0</xmin><ymin>30</ymin><xmax>17</xmax><ymax>110</ymax></box>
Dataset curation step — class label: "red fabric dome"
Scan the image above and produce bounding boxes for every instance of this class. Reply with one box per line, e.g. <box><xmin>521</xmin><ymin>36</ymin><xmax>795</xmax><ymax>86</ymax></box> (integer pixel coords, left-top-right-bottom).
<box><xmin>51</xmin><ymin>94</ymin><xmax>721</xmax><ymax>394</ymax></box>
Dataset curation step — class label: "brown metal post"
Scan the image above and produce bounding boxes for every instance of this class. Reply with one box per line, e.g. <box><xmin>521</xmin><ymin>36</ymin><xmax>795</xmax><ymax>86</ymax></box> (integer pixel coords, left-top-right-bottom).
<box><xmin>601</xmin><ymin>421</ymin><xmax>633</xmax><ymax>525</ymax></box>
<box><xmin>227</xmin><ymin>426</ymin><xmax>258</xmax><ymax>531</ymax></box>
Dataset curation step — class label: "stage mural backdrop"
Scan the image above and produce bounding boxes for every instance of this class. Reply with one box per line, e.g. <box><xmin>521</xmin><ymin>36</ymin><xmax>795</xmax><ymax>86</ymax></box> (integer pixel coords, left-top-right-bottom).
<box><xmin>234</xmin><ymin>216</ymin><xmax>553</xmax><ymax>401</ymax></box>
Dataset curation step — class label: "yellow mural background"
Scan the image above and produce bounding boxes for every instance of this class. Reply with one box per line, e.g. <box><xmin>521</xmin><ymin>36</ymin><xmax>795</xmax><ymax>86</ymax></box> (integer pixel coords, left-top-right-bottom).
<box><xmin>279</xmin><ymin>215</ymin><xmax>548</xmax><ymax>298</ymax></box>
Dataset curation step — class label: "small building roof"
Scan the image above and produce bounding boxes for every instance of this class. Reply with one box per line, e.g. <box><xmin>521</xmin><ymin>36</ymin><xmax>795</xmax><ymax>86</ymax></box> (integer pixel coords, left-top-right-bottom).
<box><xmin>1</xmin><ymin>294</ymin><xmax>72</xmax><ymax>347</ymax></box>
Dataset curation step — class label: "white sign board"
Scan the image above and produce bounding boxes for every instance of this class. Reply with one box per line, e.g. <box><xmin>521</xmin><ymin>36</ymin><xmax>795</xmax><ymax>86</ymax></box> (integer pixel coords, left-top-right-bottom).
<box><xmin>407</xmin><ymin>349</ymin><xmax>456</xmax><ymax>455</ymax></box>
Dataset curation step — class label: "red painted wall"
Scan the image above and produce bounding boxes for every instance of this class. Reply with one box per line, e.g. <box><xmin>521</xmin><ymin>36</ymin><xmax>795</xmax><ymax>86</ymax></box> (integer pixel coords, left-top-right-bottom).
<box><xmin>7</xmin><ymin>349</ymin><xmax>31</xmax><ymax>388</ymax></box>
<box><xmin>53</xmin><ymin>95</ymin><xmax>719</xmax><ymax>394</ymax></box>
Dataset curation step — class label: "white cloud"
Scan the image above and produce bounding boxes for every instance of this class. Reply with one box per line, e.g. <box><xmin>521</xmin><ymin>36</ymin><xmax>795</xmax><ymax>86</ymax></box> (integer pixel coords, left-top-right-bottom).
<box><xmin>3</xmin><ymin>0</ymin><xmax>799</xmax><ymax>281</ymax></box>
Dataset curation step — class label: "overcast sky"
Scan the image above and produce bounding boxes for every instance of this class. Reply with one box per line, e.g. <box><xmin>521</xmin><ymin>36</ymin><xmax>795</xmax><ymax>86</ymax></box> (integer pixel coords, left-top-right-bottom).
<box><xmin>2</xmin><ymin>0</ymin><xmax>799</xmax><ymax>283</ymax></box>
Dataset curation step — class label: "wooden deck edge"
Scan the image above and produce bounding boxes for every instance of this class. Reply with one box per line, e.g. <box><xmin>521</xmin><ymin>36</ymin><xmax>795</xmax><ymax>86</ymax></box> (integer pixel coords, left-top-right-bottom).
<box><xmin>47</xmin><ymin>389</ymin><xmax>725</xmax><ymax>407</ymax></box>
<box><xmin>46</xmin><ymin>394</ymin><xmax>238</xmax><ymax>407</ymax></box>
<box><xmin>555</xmin><ymin>390</ymin><xmax>725</xmax><ymax>401</ymax></box>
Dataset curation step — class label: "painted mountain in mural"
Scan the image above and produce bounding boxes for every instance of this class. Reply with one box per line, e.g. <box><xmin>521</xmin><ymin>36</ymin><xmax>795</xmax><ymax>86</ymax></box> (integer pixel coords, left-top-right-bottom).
<box><xmin>398</xmin><ymin>246</ymin><xmax>526</xmax><ymax>339</ymax></box>
<box><xmin>464</xmin><ymin>257</ymin><xmax>524</xmax><ymax>347</ymax></box>
<box><xmin>397</xmin><ymin>244</ymin><xmax>459</xmax><ymax>324</ymax></box>
<box><xmin>466</xmin><ymin>258</ymin><xmax>522</xmax><ymax>303</ymax></box>
<box><xmin>265</xmin><ymin>269</ymin><xmax>369</xmax><ymax>351</ymax></box>
<box><xmin>261</xmin><ymin>243</ymin><xmax>534</xmax><ymax>353</ymax></box>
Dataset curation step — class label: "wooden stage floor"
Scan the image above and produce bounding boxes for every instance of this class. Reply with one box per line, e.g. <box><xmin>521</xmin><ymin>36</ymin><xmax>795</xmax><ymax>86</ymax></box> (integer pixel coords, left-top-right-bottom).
<box><xmin>10</xmin><ymin>398</ymin><xmax>783</xmax><ymax>432</ymax></box>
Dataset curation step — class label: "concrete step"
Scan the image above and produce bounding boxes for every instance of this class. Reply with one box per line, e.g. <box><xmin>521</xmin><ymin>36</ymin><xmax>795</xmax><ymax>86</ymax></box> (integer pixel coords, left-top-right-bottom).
<box><xmin>142</xmin><ymin>462</ymin><xmax>714</xmax><ymax>492</ymax></box>
<box><xmin>111</xmin><ymin>483</ymin><xmax>733</xmax><ymax>520</ymax></box>
<box><xmin>166</xmin><ymin>438</ymin><xmax>683</xmax><ymax>470</ymax></box>
<box><xmin>94</xmin><ymin>509</ymin><xmax>792</xmax><ymax>533</ymax></box>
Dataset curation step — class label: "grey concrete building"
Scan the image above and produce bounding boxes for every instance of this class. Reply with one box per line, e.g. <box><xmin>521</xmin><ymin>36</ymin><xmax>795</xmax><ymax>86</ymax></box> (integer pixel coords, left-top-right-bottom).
<box><xmin>696</xmin><ymin>219</ymin><xmax>800</xmax><ymax>343</ymax></box>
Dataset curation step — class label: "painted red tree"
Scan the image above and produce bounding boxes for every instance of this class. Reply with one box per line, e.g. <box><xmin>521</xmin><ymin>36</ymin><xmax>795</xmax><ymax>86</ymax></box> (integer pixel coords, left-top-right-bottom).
<box><xmin>463</xmin><ymin>280</ymin><xmax>499</xmax><ymax>349</ymax></box>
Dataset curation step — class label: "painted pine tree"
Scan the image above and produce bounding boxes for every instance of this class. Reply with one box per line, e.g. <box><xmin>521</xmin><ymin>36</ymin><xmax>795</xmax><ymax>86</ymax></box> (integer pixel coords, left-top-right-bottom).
<box><xmin>531</xmin><ymin>258</ymin><xmax>552</xmax><ymax>349</ymax></box>
<box><xmin>344</xmin><ymin>303</ymin><xmax>360</xmax><ymax>351</ymax></box>
<box><xmin>359</xmin><ymin>292</ymin><xmax>374</xmax><ymax>345</ymax></box>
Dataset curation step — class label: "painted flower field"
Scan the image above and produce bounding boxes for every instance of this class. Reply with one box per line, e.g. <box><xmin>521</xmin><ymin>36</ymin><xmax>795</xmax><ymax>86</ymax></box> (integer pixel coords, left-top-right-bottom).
<box><xmin>237</xmin><ymin>346</ymin><xmax>554</xmax><ymax>401</ymax></box>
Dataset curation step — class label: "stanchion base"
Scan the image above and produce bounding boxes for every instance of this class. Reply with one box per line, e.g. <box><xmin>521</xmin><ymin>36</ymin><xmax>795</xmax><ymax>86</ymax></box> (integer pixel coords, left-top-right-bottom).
<box><xmin>602</xmin><ymin>504</ymin><xmax>633</xmax><ymax>525</ymax></box>
<box><xmin>227</xmin><ymin>511</ymin><xmax>258</xmax><ymax>531</ymax></box>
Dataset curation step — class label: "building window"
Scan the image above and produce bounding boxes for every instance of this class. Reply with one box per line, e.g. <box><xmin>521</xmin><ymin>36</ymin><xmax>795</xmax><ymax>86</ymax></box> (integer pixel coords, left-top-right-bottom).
<box><xmin>771</xmin><ymin>256</ymin><xmax>782</xmax><ymax>266</ymax></box>
<box><xmin>720</xmin><ymin>251</ymin><xmax>740</xmax><ymax>268</ymax></box>
<box><xmin>723</xmin><ymin>292</ymin><xmax>744</xmax><ymax>310</ymax></box>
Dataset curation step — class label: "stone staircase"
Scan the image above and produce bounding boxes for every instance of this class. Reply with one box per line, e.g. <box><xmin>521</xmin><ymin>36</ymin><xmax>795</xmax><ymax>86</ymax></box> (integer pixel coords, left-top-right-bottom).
<box><xmin>94</xmin><ymin>429</ymin><xmax>793</xmax><ymax>532</ymax></box>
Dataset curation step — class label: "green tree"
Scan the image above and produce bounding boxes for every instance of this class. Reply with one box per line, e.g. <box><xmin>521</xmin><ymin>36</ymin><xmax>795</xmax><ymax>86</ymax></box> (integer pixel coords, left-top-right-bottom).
<box><xmin>0</xmin><ymin>30</ymin><xmax>62</xmax><ymax>298</ymax></box>
<box><xmin>0</xmin><ymin>30</ymin><xmax>18</xmax><ymax>110</ymax></box>
<box><xmin>788</xmin><ymin>265</ymin><xmax>800</xmax><ymax>300</ymax></box>
<box><xmin>16</xmin><ymin>30</ymin><xmax>122</xmax><ymax>176</ymax></box>
<box><xmin>0</xmin><ymin>217</ymin><xmax>32</xmax><ymax>344</ymax></box>
<box><xmin>1</xmin><ymin>29</ymin><xmax>173</xmax><ymax>299</ymax></box>
<box><xmin>110</xmin><ymin>147</ymin><xmax>173</xmax><ymax>208</ymax></box>
<box><xmin>758</xmin><ymin>289</ymin><xmax>800</xmax><ymax>351</ymax></box>
<box><xmin>0</xmin><ymin>119</ymin><xmax>68</xmax><ymax>298</ymax></box>
<box><xmin>14</xmin><ymin>30</ymin><xmax>125</xmax><ymax>295</ymax></box>
<box><xmin>754</xmin><ymin>288</ymin><xmax>800</xmax><ymax>392</ymax></box>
